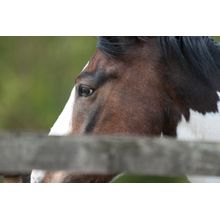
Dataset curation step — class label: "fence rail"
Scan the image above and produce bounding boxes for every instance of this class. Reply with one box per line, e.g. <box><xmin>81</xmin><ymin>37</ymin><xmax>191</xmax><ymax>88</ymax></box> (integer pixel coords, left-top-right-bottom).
<box><xmin>0</xmin><ymin>133</ymin><xmax>220</xmax><ymax>176</ymax></box>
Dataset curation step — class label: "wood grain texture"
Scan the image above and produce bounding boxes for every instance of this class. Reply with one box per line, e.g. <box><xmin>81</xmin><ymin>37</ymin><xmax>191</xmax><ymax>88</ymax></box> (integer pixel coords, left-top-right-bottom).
<box><xmin>0</xmin><ymin>133</ymin><xmax>220</xmax><ymax>176</ymax></box>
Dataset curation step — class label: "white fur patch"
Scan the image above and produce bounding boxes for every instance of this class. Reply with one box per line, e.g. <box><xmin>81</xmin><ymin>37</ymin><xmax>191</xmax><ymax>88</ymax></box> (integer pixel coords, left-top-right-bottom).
<box><xmin>82</xmin><ymin>61</ymin><xmax>89</xmax><ymax>71</ymax></box>
<box><xmin>49</xmin><ymin>87</ymin><xmax>76</xmax><ymax>136</ymax></box>
<box><xmin>31</xmin><ymin>86</ymin><xmax>76</xmax><ymax>183</ymax></box>
<box><xmin>177</xmin><ymin>92</ymin><xmax>220</xmax><ymax>182</ymax></box>
<box><xmin>49</xmin><ymin>60</ymin><xmax>89</xmax><ymax>136</ymax></box>
<box><xmin>177</xmin><ymin>92</ymin><xmax>220</xmax><ymax>142</ymax></box>
<box><xmin>31</xmin><ymin>170</ymin><xmax>46</xmax><ymax>183</ymax></box>
<box><xmin>31</xmin><ymin>87</ymin><xmax>76</xmax><ymax>182</ymax></box>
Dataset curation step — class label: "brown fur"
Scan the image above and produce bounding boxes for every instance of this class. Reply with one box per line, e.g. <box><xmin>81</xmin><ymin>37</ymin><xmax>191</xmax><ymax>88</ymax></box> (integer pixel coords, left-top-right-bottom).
<box><xmin>72</xmin><ymin>39</ymin><xmax>168</xmax><ymax>135</ymax></box>
<box><xmin>41</xmin><ymin>38</ymin><xmax>181</xmax><ymax>182</ymax></box>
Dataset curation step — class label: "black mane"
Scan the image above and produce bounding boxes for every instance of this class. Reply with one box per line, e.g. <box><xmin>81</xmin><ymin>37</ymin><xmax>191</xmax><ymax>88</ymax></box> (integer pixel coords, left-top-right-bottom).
<box><xmin>97</xmin><ymin>36</ymin><xmax>220</xmax><ymax>81</ymax></box>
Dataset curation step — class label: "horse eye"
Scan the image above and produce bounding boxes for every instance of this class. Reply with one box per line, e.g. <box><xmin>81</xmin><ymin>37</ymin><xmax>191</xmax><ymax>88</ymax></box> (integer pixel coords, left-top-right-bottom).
<box><xmin>78</xmin><ymin>85</ymin><xmax>94</xmax><ymax>97</ymax></box>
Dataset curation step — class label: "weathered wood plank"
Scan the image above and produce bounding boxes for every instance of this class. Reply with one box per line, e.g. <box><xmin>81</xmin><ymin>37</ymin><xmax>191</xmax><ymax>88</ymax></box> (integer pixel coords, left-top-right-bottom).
<box><xmin>0</xmin><ymin>133</ymin><xmax>220</xmax><ymax>176</ymax></box>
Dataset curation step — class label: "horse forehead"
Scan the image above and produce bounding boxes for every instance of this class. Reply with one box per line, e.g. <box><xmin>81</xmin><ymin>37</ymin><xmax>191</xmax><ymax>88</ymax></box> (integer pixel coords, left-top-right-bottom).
<box><xmin>85</xmin><ymin>49</ymin><xmax>118</xmax><ymax>73</ymax></box>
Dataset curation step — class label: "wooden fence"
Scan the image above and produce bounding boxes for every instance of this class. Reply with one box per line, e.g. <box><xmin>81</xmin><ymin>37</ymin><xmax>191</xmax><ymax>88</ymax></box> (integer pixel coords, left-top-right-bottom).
<box><xmin>0</xmin><ymin>132</ymin><xmax>220</xmax><ymax>177</ymax></box>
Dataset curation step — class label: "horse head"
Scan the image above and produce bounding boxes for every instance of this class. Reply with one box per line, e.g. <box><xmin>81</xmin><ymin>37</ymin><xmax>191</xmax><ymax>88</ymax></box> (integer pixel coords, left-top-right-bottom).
<box><xmin>31</xmin><ymin>37</ymin><xmax>220</xmax><ymax>182</ymax></box>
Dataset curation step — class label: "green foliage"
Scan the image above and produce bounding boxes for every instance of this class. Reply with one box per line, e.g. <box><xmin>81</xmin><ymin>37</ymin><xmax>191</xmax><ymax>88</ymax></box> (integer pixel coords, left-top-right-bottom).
<box><xmin>0</xmin><ymin>37</ymin><xmax>96</xmax><ymax>131</ymax></box>
<box><xmin>213</xmin><ymin>36</ymin><xmax>220</xmax><ymax>42</ymax></box>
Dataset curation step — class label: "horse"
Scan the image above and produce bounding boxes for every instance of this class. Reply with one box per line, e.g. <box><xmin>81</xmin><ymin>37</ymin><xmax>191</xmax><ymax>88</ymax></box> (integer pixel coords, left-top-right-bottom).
<box><xmin>31</xmin><ymin>36</ymin><xmax>220</xmax><ymax>183</ymax></box>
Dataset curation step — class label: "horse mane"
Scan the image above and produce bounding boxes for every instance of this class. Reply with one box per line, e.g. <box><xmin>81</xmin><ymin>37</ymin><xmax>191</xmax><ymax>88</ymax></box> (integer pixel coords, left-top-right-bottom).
<box><xmin>97</xmin><ymin>36</ymin><xmax>220</xmax><ymax>82</ymax></box>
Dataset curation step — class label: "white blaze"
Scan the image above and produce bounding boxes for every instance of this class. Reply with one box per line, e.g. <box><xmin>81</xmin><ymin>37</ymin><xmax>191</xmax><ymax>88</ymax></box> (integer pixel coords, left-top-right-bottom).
<box><xmin>49</xmin><ymin>87</ymin><xmax>76</xmax><ymax>136</ymax></box>
<box><xmin>49</xmin><ymin>60</ymin><xmax>89</xmax><ymax>136</ymax></box>
<box><xmin>177</xmin><ymin>92</ymin><xmax>220</xmax><ymax>182</ymax></box>
<box><xmin>31</xmin><ymin>61</ymin><xmax>89</xmax><ymax>183</ymax></box>
<box><xmin>82</xmin><ymin>61</ymin><xmax>89</xmax><ymax>71</ymax></box>
<box><xmin>31</xmin><ymin>87</ymin><xmax>76</xmax><ymax>183</ymax></box>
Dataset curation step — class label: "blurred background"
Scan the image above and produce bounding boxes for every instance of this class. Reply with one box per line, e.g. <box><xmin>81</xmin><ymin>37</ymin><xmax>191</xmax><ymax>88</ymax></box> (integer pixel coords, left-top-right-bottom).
<box><xmin>0</xmin><ymin>37</ymin><xmax>96</xmax><ymax>132</ymax></box>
